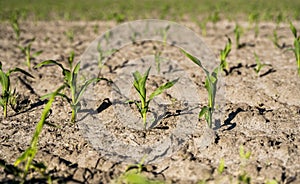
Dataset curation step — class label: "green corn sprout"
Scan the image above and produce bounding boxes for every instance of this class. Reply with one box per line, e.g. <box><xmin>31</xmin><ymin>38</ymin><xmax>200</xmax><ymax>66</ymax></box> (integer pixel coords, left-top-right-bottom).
<box><xmin>97</xmin><ymin>42</ymin><xmax>105</xmax><ymax>69</ymax></box>
<box><xmin>238</xmin><ymin>145</ymin><xmax>252</xmax><ymax>184</ymax></box>
<box><xmin>265</xmin><ymin>179</ymin><xmax>278</xmax><ymax>184</ymax></box>
<box><xmin>104</xmin><ymin>30</ymin><xmax>112</xmax><ymax>44</ymax></box>
<box><xmin>10</xmin><ymin>13</ymin><xmax>21</xmax><ymax>42</ymax></box>
<box><xmin>238</xmin><ymin>173</ymin><xmax>251</xmax><ymax>184</ymax></box>
<box><xmin>289</xmin><ymin>22</ymin><xmax>300</xmax><ymax>76</ymax></box>
<box><xmin>209</xmin><ymin>11</ymin><xmax>220</xmax><ymax>27</ymax></box>
<box><xmin>254</xmin><ymin>53</ymin><xmax>266</xmax><ymax>75</ymax></box>
<box><xmin>271</xmin><ymin>29</ymin><xmax>281</xmax><ymax>49</ymax></box>
<box><xmin>234</xmin><ymin>23</ymin><xmax>242</xmax><ymax>49</ymax></box>
<box><xmin>14</xmin><ymin>85</ymin><xmax>64</xmax><ymax>182</ymax></box>
<box><xmin>182</xmin><ymin>50</ymin><xmax>220</xmax><ymax>128</ymax></box>
<box><xmin>154</xmin><ymin>51</ymin><xmax>163</xmax><ymax>74</ymax></box>
<box><xmin>34</xmin><ymin>52</ymin><xmax>106</xmax><ymax>123</ymax></box>
<box><xmin>18</xmin><ymin>38</ymin><xmax>43</xmax><ymax>70</ymax></box>
<box><xmin>220</xmin><ymin>37</ymin><xmax>232</xmax><ymax>72</ymax></box>
<box><xmin>248</xmin><ymin>12</ymin><xmax>260</xmax><ymax>37</ymax></box>
<box><xmin>275</xmin><ymin>12</ymin><xmax>284</xmax><ymax>26</ymax></box>
<box><xmin>155</xmin><ymin>24</ymin><xmax>170</xmax><ymax>45</ymax></box>
<box><xmin>198</xmin><ymin>19</ymin><xmax>208</xmax><ymax>37</ymax></box>
<box><xmin>0</xmin><ymin>61</ymin><xmax>33</xmax><ymax>118</ymax></box>
<box><xmin>239</xmin><ymin>145</ymin><xmax>251</xmax><ymax>160</ymax></box>
<box><xmin>97</xmin><ymin>42</ymin><xmax>117</xmax><ymax>70</ymax></box>
<box><xmin>115</xmin><ymin>157</ymin><xmax>163</xmax><ymax>184</ymax></box>
<box><xmin>130</xmin><ymin>67</ymin><xmax>178</xmax><ymax>128</ymax></box>
<box><xmin>64</xmin><ymin>29</ymin><xmax>74</xmax><ymax>42</ymax></box>
<box><xmin>162</xmin><ymin>24</ymin><xmax>170</xmax><ymax>46</ymax></box>
<box><xmin>217</xmin><ymin>158</ymin><xmax>225</xmax><ymax>174</ymax></box>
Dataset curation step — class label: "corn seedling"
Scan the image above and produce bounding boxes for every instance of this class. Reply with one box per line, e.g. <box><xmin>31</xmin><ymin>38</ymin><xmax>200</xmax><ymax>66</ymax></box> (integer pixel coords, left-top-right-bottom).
<box><xmin>160</xmin><ymin>24</ymin><xmax>170</xmax><ymax>46</ymax></box>
<box><xmin>238</xmin><ymin>146</ymin><xmax>251</xmax><ymax>184</ymax></box>
<box><xmin>209</xmin><ymin>11</ymin><xmax>220</xmax><ymax>28</ymax></box>
<box><xmin>93</xmin><ymin>24</ymin><xmax>99</xmax><ymax>34</ymax></box>
<box><xmin>198</xmin><ymin>19</ymin><xmax>208</xmax><ymax>37</ymax></box>
<box><xmin>254</xmin><ymin>53</ymin><xmax>266</xmax><ymax>75</ymax></box>
<box><xmin>18</xmin><ymin>38</ymin><xmax>43</xmax><ymax>70</ymax></box>
<box><xmin>114</xmin><ymin>157</ymin><xmax>163</xmax><ymax>184</ymax></box>
<box><xmin>104</xmin><ymin>30</ymin><xmax>112</xmax><ymax>44</ymax></box>
<box><xmin>182</xmin><ymin>50</ymin><xmax>220</xmax><ymax>128</ymax></box>
<box><xmin>64</xmin><ymin>29</ymin><xmax>74</xmax><ymax>42</ymax></box>
<box><xmin>220</xmin><ymin>37</ymin><xmax>232</xmax><ymax>73</ymax></box>
<box><xmin>97</xmin><ymin>42</ymin><xmax>116</xmax><ymax>70</ymax></box>
<box><xmin>10</xmin><ymin>13</ymin><xmax>21</xmax><ymax>42</ymax></box>
<box><xmin>265</xmin><ymin>179</ymin><xmax>278</xmax><ymax>184</ymax></box>
<box><xmin>271</xmin><ymin>29</ymin><xmax>281</xmax><ymax>49</ymax></box>
<box><xmin>97</xmin><ymin>42</ymin><xmax>105</xmax><ymax>69</ymax></box>
<box><xmin>239</xmin><ymin>145</ymin><xmax>251</xmax><ymax>160</ymax></box>
<box><xmin>275</xmin><ymin>12</ymin><xmax>284</xmax><ymax>27</ymax></box>
<box><xmin>289</xmin><ymin>22</ymin><xmax>300</xmax><ymax>76</ymax></box>
<box><xmin>129</xmin><ymin>24</ymin><xmax>139</xmax><ymax>44</ymax></box>
<box><xmin>34</xmin><ymin>52</ymin><xmax>107</xmax><ymax>123</ymax></box>
<box><xmin>217</xmin><ymin>158</ymin><xmax>225</xmax><ymax>174</ymax></box>
<box><xmin>14</xmin><ymin>86</ymin><xmax>64</xmax><ymax>182</ymax></box>
<box><xmin>0</xmin><ymin>62</ymin><xmax>33</xmax><ymax>118</ymax></box>
<box><xmin>248</xmin><ymin>12</ymin><xmax>260</xmax><ymax>37</ymax></box>
<box><xmin>154</xmin><ymin>51</ymin><xmax>164</xmax><ymax>74</ymax></box>
<box><xmin>113</xmin><ymin>12</ymin><xmax>125</xmax><ymax>23</ymax></box>
<box><xmin>238</xmin><ymin>173</ymin><xmax>251</xmax><ymax>184</ymax></box>
<box><xmin>130</xmin><ymin>67</ymin><xmax>178</xmax><ymax>128</ymax></box>
<box><xmin>234</xmin><ymin>23</ymin><xmax>243</xmax><ymax>49</ymax></box>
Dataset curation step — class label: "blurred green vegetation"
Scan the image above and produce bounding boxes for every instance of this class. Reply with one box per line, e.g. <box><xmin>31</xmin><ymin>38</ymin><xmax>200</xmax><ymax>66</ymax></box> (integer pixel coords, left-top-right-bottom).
<box><xmin>0</xmin><ymin>0</ymin><xmax>300</xmax><ymax>21</ymax></box>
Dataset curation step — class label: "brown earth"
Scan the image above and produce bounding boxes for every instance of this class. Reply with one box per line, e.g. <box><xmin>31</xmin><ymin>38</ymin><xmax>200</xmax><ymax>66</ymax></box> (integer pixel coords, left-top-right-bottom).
<box><xmin>0</xmin><ymin>20</ymin><xmax>299</xmax><ymax>183</ymax></box>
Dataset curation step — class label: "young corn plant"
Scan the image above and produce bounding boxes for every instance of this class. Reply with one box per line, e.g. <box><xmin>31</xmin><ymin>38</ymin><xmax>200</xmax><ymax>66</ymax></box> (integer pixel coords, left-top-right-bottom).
<box><xmin>97</xmin><ymin>42</ymin><xmax>117</xmax><ymax>71</ymax></box>
<box><xmin>154</xmin><ymin>51</ymin><xmax>164</xmax><ymax>74</ymax></box>
<box><xmin>14</xmin><ymin>86</ymin><xmax>64</xmax><ymax>182</ymax></box>
<box><xmin>248</xmin><ymin>12</ymin><xmax>260</xmax><ymax>38</ymax></box>
<box><xmin>114</xmin><ymin>157</ymin><xmax>163</xmax><ymax>184</ymax></box>
<box><xmin>254</xmin><ymin>53</ymin><xmax>266</xmax><ymax>75</ymax></box>
<box><xmin>289</xmin><ymin>22</ymin><xmax>300</xmax><ymax>76</ymax></box>
<box><xmin>220</xmin><ymin>37</ymin><xmax>232</xmax><ymax>73</ymax></box>
<box><xmin>271</xmin><ymin>29</ymin><xmax>281</xmax><ymax>49</ymax></box>
<box><xmin>0</xmin><ymin>61</ymin><xmax>33</xmax><ymax>118</ymax></box>
<box><xmin>10</xmin><ymin>13</ymin><xmax>21</xmax><ymax>42</ymax></box>
<box><xmin>182</xmin><ymin>50</ymin><xmax>220</xmax><ymax>128</ymax></box>
<box><xmin>34</xmin><ymin>52</ymin><xmax>106</xmax><ymax>123</ymax></box>
<box><xmin>130</xmin><ymin>67</ymin><xmax>178</xmax><ymax>128</ymax></box>
<box><xmin>209</xmin><ymin>11</ymin><xmax>220</xmax><ymax>29</ymax></box>
<box><xmin>64</xmin><ymin>29</ymin><xmax>74</xmax><ymax>42</ymax></box>
<box><xmin>199</xmin><ymin>19</ymin><xmax>208</xmax><ymax>37</ymax></box>
<box><xmin>234</xmin><ymin>23</ymin><xmax>243</xmax><ymax>49</ymax></box>
<box><xmin>162</xmin><ymin>24</ymin><xmax>170</xmax><ymax>46</ymax></box>
<box><xmin>18</xmin><ymin>38</ymin><xmax>43</xmax><ymax>70</ymax></box>
<box><xmin>193</xmin><ymin>16</ymin><xmax>208</xmax><ymax>37</ymax></box>
<box><xmin>238</xmin><ymin>146</ymin><xmax>251</xmax><ymax>184</ymax></box>
<box><xmin>217</xmin><ymin>158</ymin><xmax>225</xmax><ymax>174</ymax></box>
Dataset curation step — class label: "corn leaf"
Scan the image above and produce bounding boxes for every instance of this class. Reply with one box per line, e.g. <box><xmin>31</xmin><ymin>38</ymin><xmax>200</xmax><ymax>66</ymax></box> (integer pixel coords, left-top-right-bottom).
<box><xmin>40</xmin><ymin>89</ymin><xmax>70</xmax><ymax>103</ymax></box>
<box><xmin>181</xmin><ymin>50</ymin><xmax>207</xmax><ymax>73</ymax></box>
<box><xmin>133</xmin><ymin>68</ymin><xmax>150</xmax><ymax>100</ymax></box>
<box><xmin>75</xmin><ymin>77</ymin><xmax>106</xmax><ymax>105</ymax></box>
<box><xmin>290</xmin><ymin>22</ymin><xmax>297</xmax><ymax>38</ymax></box>
<box><xmin>32</xmin><ymin>50</ymin><xmax>43</xmax><ymax>57</ymax></box>
<box><xmin>218</xmin><ymin>158</ymin><xmax>225</xmax><ymax>174</ymax></box>
<box><xmin>199</xmin><ymin>106</ymin><xmax>209</xmax><ymax>118</ymax></box>
<box><xmin>15</xmin><ymin>85</ymin><xmax>65</xmax><ymax>172</ymax></box>
<box><xmin>34</xmin><ymin>60</ymin><xmax>64</xmax><ymax>71</ymax></box>
<box><xmin>148</xmin><ymin>78</ymin><xmax>178</xmax><ymax>102</ymax></box>
<box><xmin>8</xmin><ymin>68</ymin><xmax>34</xmax><ymax>78</ymax></box>
<box><xmin>0</xmin><ymin>70</ymin><xmax>9</xmax><ymax>93</ymax></box>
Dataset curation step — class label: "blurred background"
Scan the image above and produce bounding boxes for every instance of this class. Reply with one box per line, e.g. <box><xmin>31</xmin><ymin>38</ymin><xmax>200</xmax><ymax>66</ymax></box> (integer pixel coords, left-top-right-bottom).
<box><xmin>1</xmin><ymin>0</ymin><xmax>300</xmax><ymax>22</ymax></box>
